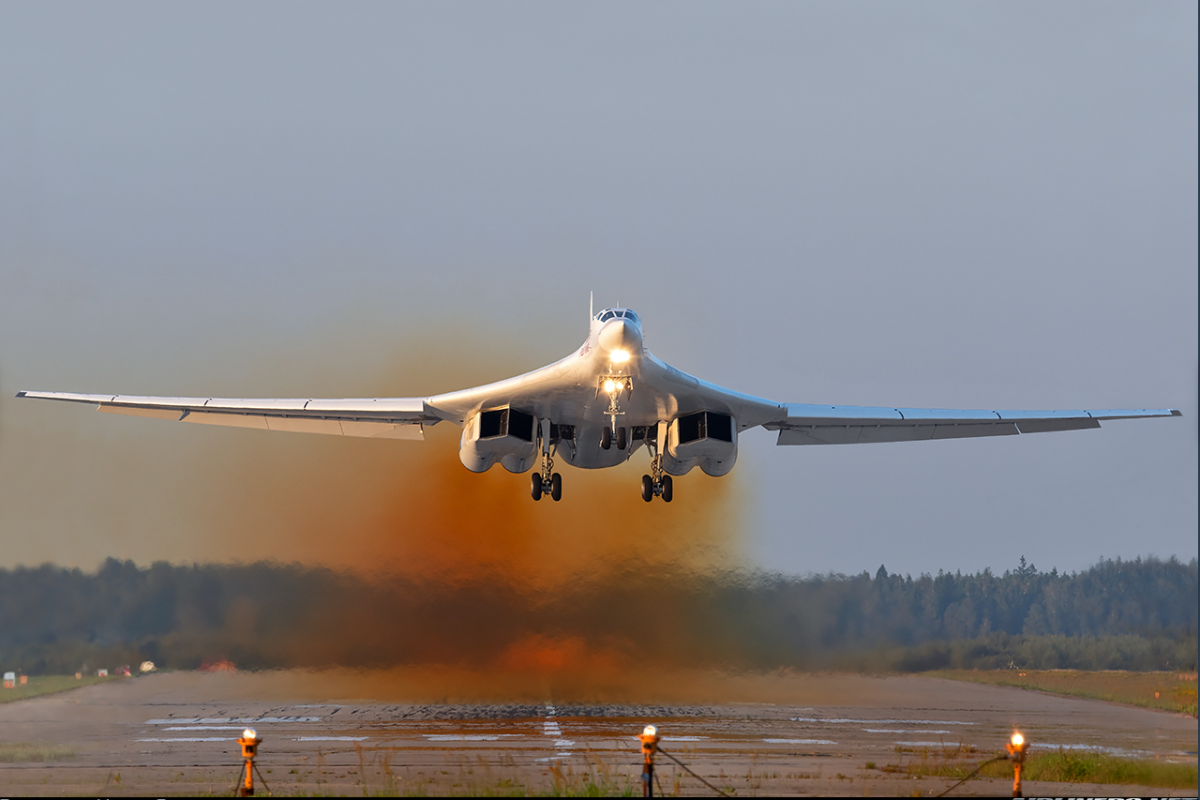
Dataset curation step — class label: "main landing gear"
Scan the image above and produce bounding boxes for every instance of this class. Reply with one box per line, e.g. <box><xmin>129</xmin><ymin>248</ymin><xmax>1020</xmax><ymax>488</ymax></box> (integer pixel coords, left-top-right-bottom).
<box><xmin>531</xmin><ymin>419</ymin><xmax>562</xmax><ymax>502</ymax></box>
<box><xmin>640</xmin><ymin>473</ymin><xmax>672</xmax><ymax>503</ymax></box>
<box><xmin>531</xmin><ymin>470</ymin><xmax>562</xmax><ymax>502</ymax></box>
<box><xmin>640</xmin><ymin>436</ymin><xmax>672</xmax><ymax>503</ymax></box>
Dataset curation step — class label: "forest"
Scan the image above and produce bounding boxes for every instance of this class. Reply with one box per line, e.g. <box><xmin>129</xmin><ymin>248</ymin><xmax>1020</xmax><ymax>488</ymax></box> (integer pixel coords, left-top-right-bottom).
<box><xmin>0</xmin><ymin>555</ymin><xmax>1193</xmax><ymax>675</ymax></box>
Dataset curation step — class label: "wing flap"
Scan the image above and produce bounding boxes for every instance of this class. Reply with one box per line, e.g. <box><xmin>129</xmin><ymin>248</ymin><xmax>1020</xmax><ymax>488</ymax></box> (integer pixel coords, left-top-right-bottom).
<box><xmin>184</xmin><ymin>411</ymin><xmax>270</xmax><ymax>430</ymax></box>
<box><xmin>98</xmin><ymin>405</ymin><xmax>185</xmax><ymax>421</ymax></box>
<box><xmin>1015</xmin><ymin>418</ymin><xmax>1101</xmax><ymax>433</ymax></box>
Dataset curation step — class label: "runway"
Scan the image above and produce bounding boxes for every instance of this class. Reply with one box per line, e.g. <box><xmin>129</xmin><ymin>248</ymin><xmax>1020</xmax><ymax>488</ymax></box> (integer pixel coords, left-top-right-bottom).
<box><xmin>0</xmin><ymin>670</ymin><xmax>1194</xmax><ymax>796</ymax></box>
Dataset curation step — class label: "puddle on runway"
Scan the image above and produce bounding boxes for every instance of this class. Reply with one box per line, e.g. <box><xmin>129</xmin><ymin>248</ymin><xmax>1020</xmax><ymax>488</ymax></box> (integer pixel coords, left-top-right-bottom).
<box><xmin>792</xmin><ymin>717</ymin><xmax>976</xmax><ymax>725</ymax></box>
<box><xmin>145</xmin><ymin>716</ymin><xmax>322</xmax><ymax>724</ymax></box>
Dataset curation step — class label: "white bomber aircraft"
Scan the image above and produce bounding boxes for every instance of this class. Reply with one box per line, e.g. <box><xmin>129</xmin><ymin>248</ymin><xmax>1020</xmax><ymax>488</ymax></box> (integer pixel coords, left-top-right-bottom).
<box><xmin>18</xmin><ymin>306</ymin><xmax>1180</xmax><ymax>503</ymax></box>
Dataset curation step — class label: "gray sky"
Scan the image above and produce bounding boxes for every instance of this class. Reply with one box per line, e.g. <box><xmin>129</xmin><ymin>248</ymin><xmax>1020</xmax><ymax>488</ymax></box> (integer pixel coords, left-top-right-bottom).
<box><xmin>1</xmin><ymin>2</ymin><xmax>1195</xmax><ymax>578</ymax></box>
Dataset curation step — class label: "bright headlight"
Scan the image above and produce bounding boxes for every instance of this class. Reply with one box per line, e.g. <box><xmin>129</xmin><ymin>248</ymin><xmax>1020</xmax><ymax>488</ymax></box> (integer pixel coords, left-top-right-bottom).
<box><xmin>610</xmin><ymin>349</ymin><xmax>630</xmax><ymax>363</ymax></box>
<box><xmin>1011</xmin><ymin>732</ymin><xmax>1024</xmax><ymax>747</ymax></box>
<box><xmin>603</xmin><ymin>379</ymin><xmax>618</xmax><ymax>394</ymax></box>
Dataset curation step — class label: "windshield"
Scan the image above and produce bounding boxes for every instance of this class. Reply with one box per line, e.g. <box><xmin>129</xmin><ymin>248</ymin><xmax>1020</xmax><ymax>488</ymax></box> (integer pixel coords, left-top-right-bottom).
<box><xmin>597</xmin><ymin>308</ymin><xmax>639</xmax><ymax>323</ymax></box>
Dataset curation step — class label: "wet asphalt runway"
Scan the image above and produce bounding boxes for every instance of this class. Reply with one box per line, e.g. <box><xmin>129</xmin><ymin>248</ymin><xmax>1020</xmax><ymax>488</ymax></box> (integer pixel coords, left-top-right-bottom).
<box><xmin>0</xmin><ymin>670</ymin><xmax>1194</xmax><ymax>796</ymax></box>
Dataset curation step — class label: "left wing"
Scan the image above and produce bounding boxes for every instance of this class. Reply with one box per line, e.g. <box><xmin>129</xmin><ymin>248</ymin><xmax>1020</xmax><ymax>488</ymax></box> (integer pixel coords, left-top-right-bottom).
<box><xmin>15</xmin><ymin>391</ymin><xmax>442</xmax><ymax>440</ymax></box>
<box><xmin>763</xmin><ymin>403</ymin><xmax>1181</xmax><ymax>445</ymax></box>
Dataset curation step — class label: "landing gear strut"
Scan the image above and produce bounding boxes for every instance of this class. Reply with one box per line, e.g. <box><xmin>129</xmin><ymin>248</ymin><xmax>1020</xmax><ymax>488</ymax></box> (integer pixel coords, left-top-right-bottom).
<box><xmin>640</xmin><ymin>437</ymin><xmax>673</xmax><ymax>503</ymax></box>
<box><xmin>532</xmin><ymin>420</ymin><xmax>562</xmax><ymax>502</ymax></box>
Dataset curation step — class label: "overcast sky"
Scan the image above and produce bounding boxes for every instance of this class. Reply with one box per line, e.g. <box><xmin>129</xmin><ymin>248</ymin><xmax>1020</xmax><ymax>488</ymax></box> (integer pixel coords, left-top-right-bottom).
<box><xmin>0</xmin><ymin>2</ymin><xmax>1195</xmax><ymax>578</ymax></box>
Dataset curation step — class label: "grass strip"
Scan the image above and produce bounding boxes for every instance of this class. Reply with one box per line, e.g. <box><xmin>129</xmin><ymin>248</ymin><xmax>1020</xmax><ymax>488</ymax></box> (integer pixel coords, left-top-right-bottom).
<box><xmin>927</xmin><ymin>668</ymin><xmax>1198</xmax><ymax>716</ymax></box>
<box><xmin>880</xmin><ymin>749</ymin><xmax>1197</xmax><ymax>790</ymax></box>
<box><xmin>0</xmin><ymin>673</ymin><xmax>119</xmax><ymax>704</ymax></box>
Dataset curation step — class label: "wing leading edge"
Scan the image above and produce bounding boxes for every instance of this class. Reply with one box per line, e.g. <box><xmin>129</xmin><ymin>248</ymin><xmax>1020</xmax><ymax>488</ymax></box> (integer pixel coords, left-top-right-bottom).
<box><xmin>764</xmin><ymin>403</ymin><xmax>1181</xmax><ymax>445</ymax></box>
<box><xmin>15</xmin><ymin>391</ymin><xmax>440</xmax><ymax>440</ymax></box>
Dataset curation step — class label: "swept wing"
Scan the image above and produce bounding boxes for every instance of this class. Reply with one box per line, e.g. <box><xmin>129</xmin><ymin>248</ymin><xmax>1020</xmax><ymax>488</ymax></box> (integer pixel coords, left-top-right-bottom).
<box><xmin>15</xmin><ymin>390</ymin><xmax>440</xmax><ymax>440</ymax></box>
<box><xmin>764</xmin><ymin>403</ymin><xmax>1180</xmax><ymax>445</ymax></box>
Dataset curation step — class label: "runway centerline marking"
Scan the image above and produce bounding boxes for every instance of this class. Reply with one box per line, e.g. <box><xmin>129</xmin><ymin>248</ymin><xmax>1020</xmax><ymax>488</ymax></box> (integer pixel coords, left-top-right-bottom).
<box><xmin>543</xmin><ymin>704</ymin><xmax>571</xmax><ymax>758</ymax></box>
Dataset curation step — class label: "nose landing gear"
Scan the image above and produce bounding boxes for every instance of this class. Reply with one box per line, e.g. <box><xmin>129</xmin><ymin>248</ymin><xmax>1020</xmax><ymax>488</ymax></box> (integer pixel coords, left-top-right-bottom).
<box><xmin>600</xmin><ymin>425</ymin><xmax>627</xmax><ymax>451</ymax></box>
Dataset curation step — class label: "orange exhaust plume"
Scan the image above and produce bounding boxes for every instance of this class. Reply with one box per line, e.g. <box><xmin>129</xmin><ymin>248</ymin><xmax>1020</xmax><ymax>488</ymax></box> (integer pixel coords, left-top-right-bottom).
<box><xmin>169</xmin><ymin>326</ymin><xmax>755</xmax><ymax>701</ymax></box>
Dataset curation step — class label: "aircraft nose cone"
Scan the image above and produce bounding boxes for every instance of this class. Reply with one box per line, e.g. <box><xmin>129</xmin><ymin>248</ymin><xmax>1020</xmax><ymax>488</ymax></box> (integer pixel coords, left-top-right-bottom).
<box><xmin>598</xmin><ymin>318</ymin><xmax>642</xmax><ymax>356</ymax></box>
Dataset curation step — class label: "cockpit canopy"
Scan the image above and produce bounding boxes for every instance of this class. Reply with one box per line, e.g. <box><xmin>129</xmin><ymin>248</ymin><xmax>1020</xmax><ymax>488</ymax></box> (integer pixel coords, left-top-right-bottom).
<box><xmin>597</xmin><ymin>308</ymin><xmax>640</xmax><ymax>324</ymax></box>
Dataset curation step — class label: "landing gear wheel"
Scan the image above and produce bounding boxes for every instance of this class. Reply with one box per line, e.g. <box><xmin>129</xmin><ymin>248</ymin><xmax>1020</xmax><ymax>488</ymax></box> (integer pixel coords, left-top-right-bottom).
<box><xmin>641</xmin><ymin>474</ymin><xmax>654</xmax><ymax>502</ymax></box>
<box><xmin>600</xmin><ymin>426</ymin><xmax>612</xmax><ymax>450</ymax></box>
<box><xmin>550</xmin><ymin>473</ymin><xmax>562</xmax><ymax>502</ymax></box>
<box><xmin>530</xmin><ymin>472</ymin><xmax>543</xmax><ymax>501</ymax></box>
<box><xmin>662</xmin><ymin>475</ymin><xmax>673</xmax><ymax>503</ymax></box>
<box><xmin>616</xmin><ymin>426</ymin><xmax>627</xmax><ymax>451</ymax></box>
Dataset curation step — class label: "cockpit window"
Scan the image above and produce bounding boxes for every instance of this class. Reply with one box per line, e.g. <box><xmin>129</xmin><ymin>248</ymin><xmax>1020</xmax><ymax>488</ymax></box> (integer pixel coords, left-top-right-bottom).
<box><xmin>598</xmin><ymin>308</ymin><xmax>638</xmax><ymax>323</ymax></box>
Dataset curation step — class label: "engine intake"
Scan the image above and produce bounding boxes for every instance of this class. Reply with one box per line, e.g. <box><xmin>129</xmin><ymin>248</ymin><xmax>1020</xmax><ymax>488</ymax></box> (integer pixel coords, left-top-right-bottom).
<box><xmin>664</xmin><ymin>411</ymin><xmax>737</xmax><ymax>476</ymax></box>
<box><xmin>460</xmin><ymin>406</ymin><xmax>537</xmax><ymax>473</ymax></box>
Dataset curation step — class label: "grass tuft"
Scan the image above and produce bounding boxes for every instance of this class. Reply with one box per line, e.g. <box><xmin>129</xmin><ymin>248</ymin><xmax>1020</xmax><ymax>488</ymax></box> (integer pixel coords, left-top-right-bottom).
<box><xmin>883</xmin><ymin>747</ymin><xmax>1197</xmax><ymax>790</ymax></box>
<box><xmin>0</xmin><ymin>741</ymin><xmax>75</xmax><ymax>763</ymax></box>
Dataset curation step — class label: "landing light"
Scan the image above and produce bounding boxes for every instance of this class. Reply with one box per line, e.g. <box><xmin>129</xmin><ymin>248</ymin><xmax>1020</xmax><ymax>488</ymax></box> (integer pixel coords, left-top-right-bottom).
<box><xmin>610</xmin><ymin>349</ymin><xmax>630</xmax><ymax>363</ymax></box>
<box><xmin>243</xmin><ymin>728</ymin><xmax>257</xmax><ymax>740</ymax></box>
<box><xmin>603</xmin><ymin>379</ymin><xmax>619</xmax><ymax>394</ymax></box>
<box><xmin>1011</xmin><ymin>732</ymin><xmax>1024</xmax><ymax>748</ymax></box>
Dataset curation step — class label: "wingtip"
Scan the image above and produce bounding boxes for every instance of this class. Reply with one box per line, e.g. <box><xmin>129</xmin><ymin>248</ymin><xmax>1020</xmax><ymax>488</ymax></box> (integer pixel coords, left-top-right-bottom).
<box><xmin>1171</xmin><ymin>409</ymin><xmax>1182</xmax><ymax>417</ymax></box>
<box><xmin>14</xmin><ymin>391</ymin><xmax>26</xmax><ymax>398</ymax></box>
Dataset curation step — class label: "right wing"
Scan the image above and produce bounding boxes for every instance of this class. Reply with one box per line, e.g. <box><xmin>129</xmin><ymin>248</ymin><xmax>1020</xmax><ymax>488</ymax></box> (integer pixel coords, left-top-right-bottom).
<box><xmin>15</xmin><ymin>391</ymin><xmax>442</xmax><ymax>440</ymax></box>
<box><xmin>764</xmin><ymin>403</ymin><xmax>1181</xmax><ymax>445</ymax></box>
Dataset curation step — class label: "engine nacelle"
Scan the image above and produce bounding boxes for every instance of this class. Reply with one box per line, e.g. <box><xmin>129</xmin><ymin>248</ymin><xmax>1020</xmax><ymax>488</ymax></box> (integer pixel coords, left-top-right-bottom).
<box><xmin>459</xmin><ymin>407</ymin><xmax>538</xmax><ymax>474</ymax></box>
<box><xmin>662</xmin><ymin>411</ymin><xmax>737</xmax><ymax>477</ymax></box>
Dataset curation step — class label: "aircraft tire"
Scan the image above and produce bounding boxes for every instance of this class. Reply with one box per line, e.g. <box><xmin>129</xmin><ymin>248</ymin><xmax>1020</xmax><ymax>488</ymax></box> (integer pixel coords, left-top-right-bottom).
<box><xmin>641</xmin><ymin>474</ymin><xmax>653</xmax><ymax>502</ymax></box>
<box><xmin>600</xmin><ymin>426</ymin><xmax>612</xmax><ymax>450</ymax></box>
<box><xmin>662</xmin><ymin>475</ymin><xmax>673</xmax><ymax>503</ymax></box>
<box><xmin>550</xmin><ymin>473</ymin><xmax>562</xmax><ymax>502</ymax></box>
<box><xmin>616</xmin><ymin>426</ymin><xmax>627</xmax><ymax>450</ymax></box>
<box><xmin>531</xmin><ymin>473</ymin><xmax>543</xmax><ymax>501</ymax></box>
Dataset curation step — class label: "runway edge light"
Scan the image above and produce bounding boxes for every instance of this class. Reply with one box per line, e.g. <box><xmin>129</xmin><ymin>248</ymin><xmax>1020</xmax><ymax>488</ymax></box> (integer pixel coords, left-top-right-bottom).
<box><xmin>1005</xmin><ymin>729</ymin><xmax>1029</xmax><ymax>798</ymax></box>
<box><xmin>237</xmin><ymin>728</ymin><xmax>262</xmax><ymax>796</ymax></box>
<box><xmin>638</xmin><ymin>724</ymin><xmax>661</xmax><ymax>797</ymax></box>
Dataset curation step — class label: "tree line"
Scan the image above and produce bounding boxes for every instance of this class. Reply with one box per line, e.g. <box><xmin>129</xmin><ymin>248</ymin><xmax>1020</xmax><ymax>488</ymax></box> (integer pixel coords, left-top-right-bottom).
<box><xmin>0</xmin><ymin>555</ymin><xmax>1193</xmax><ymax>674</ymax></box>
